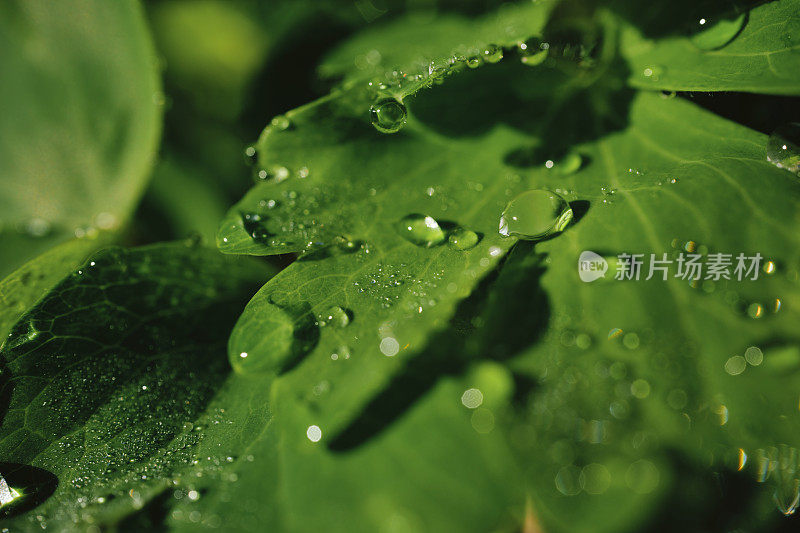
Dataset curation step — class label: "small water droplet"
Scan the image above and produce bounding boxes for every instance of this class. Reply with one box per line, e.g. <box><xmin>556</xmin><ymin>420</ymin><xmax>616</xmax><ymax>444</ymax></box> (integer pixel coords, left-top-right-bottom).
<box><xmin>766</xmin><ymin>123</ymin><xmax>800</xmax><ymax>175</ymax></box>
<box><xmin>555</xmin><ymin>466</ymin><xmax>582</xmax><ymax>496</ymax></box>
<box><xmin>331</xmin><ymin>345</ymin><xmax>351</xmax><ymax>360</ymax></box>
<box><xmin>518</xmin><ymin>38</ymin><xmax>549</xmax><ymax>66</ymax></box>
<box><xmin>448</xmin><ymin>228</ymin><xmax>480</xmax><ymax>250</ymax></box>
<box><xmin>23</xmin><ymin>218</ymin><xmax>51</xmax><ymax>237</ymax></box>
<box><xmin>461</xmin><ymin>388</ymin><xmax>484</xmax><ymax>409</ymax></box>
<box><xmin>395</xmin><ymin>214</ymin><xmax>446</xmax><ymax>247</ymax></box>
<box><xmin>642</xmin><ymin>65</ymin><xmax>665</xmax><ymax>80</ymax></box>
<box><xmin>271</xmin><ymin>115</ymin><xmax>291</xmax><ymax>130</ymax></box>
<box><xmin>725</xmin><ymin>355</ymin><xmax>747</xmax><ymax>375</ymax></box>
<box><xmin>744</xmin><ymin>346</ymin><xmax>764</xmax><ymax>366</ymax></box>
<box><xmin>306</xmin><ymin>425</ymin><xmax>322</xmax><ymax>442</ymax></box>
<box><xmin>380</xmin><ymin>336</ymin><xmax>400</xmax><ymax>357</ymax></box>
<box><xmin>482</xmin><ymin>44</ymin><xmax>503</xmax><ymax>64</ymax></box>
<box><xmin>466</xmin><ymin>55</ymin><xmax>483</xmax><ymax>69</ymax></box>
<box><xmin>370</xmin><ymin>97</ymin><xmax>407</xmax><ymax>134</ymax></box>
<box><xmin>498</xmin><ymin>190</ymin><xmax>573</xmax><ymax>240</ymax></box>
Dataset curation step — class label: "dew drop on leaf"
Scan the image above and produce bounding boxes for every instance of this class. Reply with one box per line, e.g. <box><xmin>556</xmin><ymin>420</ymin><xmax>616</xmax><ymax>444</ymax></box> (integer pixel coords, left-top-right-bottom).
<box><xmin>331</xmin><ymin>345</ymin><xmax>351</xmax><ymax>360</ymax></box>
<box><xmin>642</xmin><ymin>65</ymin><xmax>665</xmax><ymax>80</ymax></box>
<box><xmin>270</xmin><ymin>114</ymin><xmax>291</xmax><ymax>130</ymax></box>
<box><xmin>318</xmin><ymin>306</ymin><xmax>350</xmax><ymax>328</ymax></box>
<box><xmin>482</xmin><ymin>44</ymin><xmax>503</xmax><ymax>64</ymax></box>
<box><xmin>766</xmin><ymin>123</ymin><xmax>800</xmax><ymax>175</ymax></box>
<box><xmin>0</xmin><ymin>474</ymin><xmax>21</xmax><ymax>507</ymax></box>
<box><xmin>689</xmin><ymin>9</ymin><xmax>747</xmax><ymax>51</ymax></box>
<box><xmin>466</xmin><ymin>55</ymin><xmax>483</xmax><ymax>69</ymax></box>
<box><xmin>370</xmin><ymin>97</ymin><xmax>407</xmax><ymax>134</ymax></box>
<box><xmin>517</xmin><ymin>38</ymin><xmax>548</xmax><ymax>66</ymax></box>
<box><xmin>395</xmin><ymin>214</ymin><xmax>446</xmax><ymax>247</ymax></box>
<box><xmin>498</xmin><ymin>190</ymin><xmax>573</xmax><ymax>240</ymax></box>
<box><xmin>447</xmin><ymin>228</ymin><xmax>480</xmax><ymax>251</ymax></box>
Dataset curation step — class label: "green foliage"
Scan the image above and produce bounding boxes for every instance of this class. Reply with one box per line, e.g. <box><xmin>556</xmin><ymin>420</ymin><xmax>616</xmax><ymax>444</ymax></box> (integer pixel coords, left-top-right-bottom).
<box><xmin>1</xmin><ymin>0</ymin><xmax>800</xmax><ymax>531</ymax></box>
<box><xmin>0</xmin><ymin>0</ymin><xmax>162</xmax><ymax>278</ymax></box>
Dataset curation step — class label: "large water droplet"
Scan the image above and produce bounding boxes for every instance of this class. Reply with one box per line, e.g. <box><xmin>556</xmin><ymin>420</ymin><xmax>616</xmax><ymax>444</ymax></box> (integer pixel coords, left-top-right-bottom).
<box><xmin>767</xmin><ymin>123</ymin><xmax>800</xmax><ymax>175</ymax></box>
<box><xmin>395</xmin><ymin>214</ymin><xmax>446</xmax><ymax>247</ymax></box>
<box><xmin>0</xmin><ymin>474</ymin><xmax>20</xmax><ymax>507</ymax></box>
<box><xmin>499</xmin><ymin>190</ymin><xmax>573</xmax><ymax>240</ymax></box>
<box><xmin>756</xmin><ymin>446</ymin><xmax>800</xmax><ymax>516</ymax></box>
<box><xmin>448</xmin><ymin>228</ymin><xmax>480</xmax><ymax>250</ymax></box>
<box><xmin>689</xmin><ymin>9</ymin><xmax>747</xmax><ymax>50</ymax></box>
<box><xmin>370</xmin><ymin>98</ymin><xmax>407</xmax><ymax>134</ymax></box>
<box><xmin>318</xmin><ymin>306</ymin><xmax>350</xmax><ymax>328</ymax></box>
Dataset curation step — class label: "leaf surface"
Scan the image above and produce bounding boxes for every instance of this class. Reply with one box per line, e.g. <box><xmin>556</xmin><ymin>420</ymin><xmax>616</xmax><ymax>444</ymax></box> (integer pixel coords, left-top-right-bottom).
<box><xmin>0</xmin><ymin>0</ymin><xmax>162</xmax><ymax>277</ymax></box>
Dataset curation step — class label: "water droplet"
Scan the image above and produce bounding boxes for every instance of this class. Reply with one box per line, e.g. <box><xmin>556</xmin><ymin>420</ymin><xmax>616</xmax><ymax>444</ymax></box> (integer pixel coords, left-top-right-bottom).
<box><xmin>581</xmin><ymin>464</ymin><xmax>611</xmax><ymax>495</ymax></box>
<box><xmin>551</xmin><ymin>153</ymin><xmax>583</xmax><ymax>175</ymax></box>
<box><xmin>0</xmin><ymin>474</ymin><xmax>21</xmax><ymax>508</ymax></box>
<box><xmin>331</xmin><ymin>345</ymin><xmax>351</xmax><ymax>360</ymax></box>
<box><xmin>23</xmin><ymin>218</ymin><xmax>51</xmax><ymax>237</ymax></box>
<box><xmin>690</xmin><ymin>9</ymin><xmax>747</xmax><ymax>50</ymax></box>
<box><xmin>518</xmin><ymin>38</ymin><xmax>548</xmax><ymax>66</ymax></box>
<box><xmin>766</xmin><ymin>123</ymin><xmax>800</xmax><ymax>175</ymax></box>
<box><xmin>744</xmin><ymin>346</ymin><xmax>764</xmax><ymax>366</ymax></box>
<box><xmin>499</xmin><ymin>190</ymin><xmax>573</xmax><ymax>240</ymax></box>
<box><xmin>370</xmin><ymin>97</ymin><xmax>407</xmax><ymax>134</ymax></box>
<box><xmin>625</xmin><ymin>460</ymin><xmax>660</xmax><ymax>494</ymax></box>
<box><xmin>306</xmin><ymin>425</ymin><xmax>322</xmax><ymax>442</ymax></box>
<box><xmin>461</xmin><ymin>388</ymin><xmax>484</xmax><ymax>409</ymax></box>
<box><xmin>555</xmin><ymin>466</ymin><xmax>582</xmax><ymax>496</ymax></box>
<box><xmin>747</xmin><ymin>302</ymin><xmax>764</xmax><ymax>319</ymax></box>
<box><xmin>725</xmin><ymin>355</ymin><xmax>747</xmax><ymax>375</ymax></box>
<box><xmin>756</xmin><ymin>446</ymin><xmax>800</xmax><ymax>516</ymax></box>
<box><xmin>244</xmin><ymin>145</ymin><xmax>257</xmax><ymax>166</ymax></box>
<box><xmin>448</xmin><ymin>228</ymin><xmax>480</xmax><ymax>250</ymax></box>
<box><xmin>642</xmin><ymin>65</ymin><xmax>665</xmax><ymax>80</ymax></box>
<box><xmin>466</xmin><ymin>55</ymin><xmax>483</xmax><ymax>69</ymax></box>
<box><xmin>318</xmin><ymin>306</ymin><xmax>350</xmax><ymax>328</ymax></box>
<box><xmin>271</xmin><ymin>115</ymin><xmax>291</xmax><ymax>130</ymax></box>
<box><xmin>482</xmin><ymin>44</ymin><xmax>503</xmax><ymax>64</ymax></box>
<box><xmin>631</xmin><ymin>379</ymin><xmax>651</xmax><ymax>399</ymax></box>
<box><xmin>395</xmin><ymin>214</ymin><xmax>446</xmax><ymax>247</ymax></box>
<box><xmin>380</xmin><ymin>336</ymin><xmax>400</xmax><ymax>357</ymax></box>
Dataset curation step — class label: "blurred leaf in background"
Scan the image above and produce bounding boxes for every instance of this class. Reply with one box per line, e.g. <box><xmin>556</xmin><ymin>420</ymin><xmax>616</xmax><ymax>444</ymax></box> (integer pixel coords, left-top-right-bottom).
<box><xmin>0</xmin><ymin>0</ymin><xmax>162</xmax><ymax>277</ymax></box>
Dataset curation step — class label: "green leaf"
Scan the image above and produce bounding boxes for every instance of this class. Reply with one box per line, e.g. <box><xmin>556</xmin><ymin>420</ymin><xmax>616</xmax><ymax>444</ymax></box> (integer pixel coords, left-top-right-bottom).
<box><xmin>0</xmin><ymin>243</ymin><xmax>269</xmax><ymax>528</ymax></box>
<box><xmin>619</xmin><ymin>0</ymin><xmax>800</xmax><ymax>94</ymax></box>
<box><xmin>213</xmin><ymin>1</ymin><xmax>800</xmax><ymax>529</ymax></box>
<box><xmin>0</xmin><ymin>233</ymin><xmax>114</xmax><ymax>342</ymax></box>
<box><xmin>0</xmin><ymin>0</ymin><xmax>162</xmax><ymax>277</ymax></box>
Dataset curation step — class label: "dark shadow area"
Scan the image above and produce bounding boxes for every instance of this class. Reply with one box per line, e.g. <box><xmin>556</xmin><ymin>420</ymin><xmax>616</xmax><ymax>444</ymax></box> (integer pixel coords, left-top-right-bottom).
<box><xmin>608</xmin><ymin>0</ymin><xmax>771</xmax><ymax>40</ymax></box>
<box><xmin>410</xmin><ymin>47</ymin><xmax>635</xmax><ymax>169</ymax></box>
<box><xmin>0</xmin><ymin>463</ymin><xmax>58</xmax><ymax>518</ymax></box>
<box><xmin>116</xmin><ymin>487</ymin><xmax>172</xmax><ymax>533</ymax></box>
<box><xmin>569</xmin><ymin>200</ymin><xmax>591</xmax><ymax>225</ymax></box>
<box><xmin>679</xmin><ymin>92</ymin><xmax>800</xmax><ymax>136</ymax></box>
<box><xmin>640</xmin><ymin>451</ymin><xmax>799</xmax><ymax>533</ymax></box>
<box><xmin>330</xmin><ymin>242</ymin><xmax>551</xmax><ymax>451</ymax></box>
<box><xmin>242</xmin><ymin>16</ymin><xmax>353</xmax><ymax>137</ymax></box>
<box><xmin>278</xmin><ymin>302</ymin><xmax>321</xmax><ymax>375</ymax></box>
<box><xmin>0</xmin><ymin>248</ymin><xmax>262</xmax><ymax>490</ymax></box>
